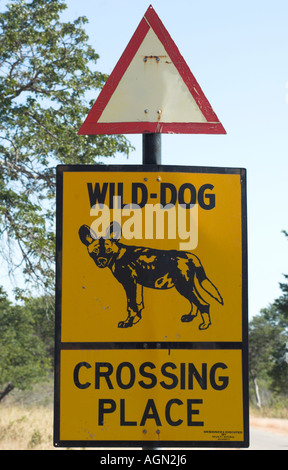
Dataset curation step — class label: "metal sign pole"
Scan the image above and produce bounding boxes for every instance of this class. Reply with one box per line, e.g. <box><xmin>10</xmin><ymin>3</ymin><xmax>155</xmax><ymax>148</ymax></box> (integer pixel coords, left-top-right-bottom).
<box><xmin>142</xmin><ymin>133</ymin><xmax>161</xmax><ymax>165</ymax></box>
<box><xmin>142</xmin><ymin>132</ymin><xmax>161</xmax><ymax>451</ymax></box>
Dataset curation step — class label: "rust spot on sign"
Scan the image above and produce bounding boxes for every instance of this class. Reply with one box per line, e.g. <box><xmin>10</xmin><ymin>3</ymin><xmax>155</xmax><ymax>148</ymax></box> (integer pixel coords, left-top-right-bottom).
<box><xmin>143</xmin><ymin>55</ymin><xmax>168</xmax><ymax>63</ymax></box>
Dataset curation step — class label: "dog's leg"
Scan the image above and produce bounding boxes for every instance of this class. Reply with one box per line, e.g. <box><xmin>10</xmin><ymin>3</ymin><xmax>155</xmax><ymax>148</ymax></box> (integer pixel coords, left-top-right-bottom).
<box><xmin>181</xmin><ymin>301</ymin><xmax>198</xmax><ymax>323</ymax></box>
<box><xmin>175</xmin><ymin>277</ymin><xmax>211</xmax><ymax>328</ymax></box>
<box><xmin>174</xmin><ymin>279</ymin><xmax>199</xmax><ymax>323</ymax></box>
<box><xmin>118</xmin><ymin>282</ymin><xmax>143</xmax><ymax>328</ymax></box>
<box><xmin>199</xmin><ymin>306</ymin><xmax>211</xmax><ymax>330</ymax></box>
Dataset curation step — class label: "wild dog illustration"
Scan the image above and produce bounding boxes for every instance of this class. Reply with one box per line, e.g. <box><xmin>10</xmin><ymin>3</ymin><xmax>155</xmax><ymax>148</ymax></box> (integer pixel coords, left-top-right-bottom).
<box><xmin>79</xmin><ymin>222</ymin><xmax>223</xmax><ymax>330</ymax></box>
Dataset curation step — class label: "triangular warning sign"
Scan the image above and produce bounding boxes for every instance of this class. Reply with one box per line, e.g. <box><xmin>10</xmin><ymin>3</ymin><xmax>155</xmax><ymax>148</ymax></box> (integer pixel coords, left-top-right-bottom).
<box><xmin>78</xmin><ymin>5</ymin><xmax>226</xmax><ymax>135</ymax></box>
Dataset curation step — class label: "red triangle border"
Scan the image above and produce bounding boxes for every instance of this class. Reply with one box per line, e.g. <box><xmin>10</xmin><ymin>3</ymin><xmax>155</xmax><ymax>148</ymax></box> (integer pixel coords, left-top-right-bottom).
<box><xmin>78</xmin><ymin>5</ymin><xmax>226</xmax><ymax>135</ymax></box>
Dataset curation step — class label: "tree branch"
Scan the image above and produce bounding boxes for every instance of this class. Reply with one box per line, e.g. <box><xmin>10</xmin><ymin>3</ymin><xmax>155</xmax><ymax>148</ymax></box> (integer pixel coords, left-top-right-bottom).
<box><xmin>0</xmin><ymin>383</ymin><xmax>14</xmax><ymax>402</ymax></box>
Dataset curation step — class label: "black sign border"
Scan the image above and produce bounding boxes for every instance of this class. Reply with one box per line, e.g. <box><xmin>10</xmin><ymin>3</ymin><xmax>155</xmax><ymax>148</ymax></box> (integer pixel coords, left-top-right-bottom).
<box><xmin>54</xmin><ymin>164</ymin><xmax>249</xmax><ymax>448</ymax></box>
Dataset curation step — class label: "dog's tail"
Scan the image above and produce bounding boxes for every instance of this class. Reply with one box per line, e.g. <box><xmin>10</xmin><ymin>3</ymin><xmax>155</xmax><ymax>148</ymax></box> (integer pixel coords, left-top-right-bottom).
<box><xmin>195</xmin><ymin>266</ymin><xmax>224</xmax><ymax>305</ymax></box>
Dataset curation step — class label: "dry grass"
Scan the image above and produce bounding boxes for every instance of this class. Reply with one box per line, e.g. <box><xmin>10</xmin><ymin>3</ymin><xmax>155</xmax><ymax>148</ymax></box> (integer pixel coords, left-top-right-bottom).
<box><xmin>0</xmin><ymin>404</ymin><xmax>55</xmax><ymax>450</ymax></box>
<box><xmin>249</xmin><ymin>416</ymin><xmax>288</xmax><ymax>436</ymax></box>
<box><xmin>1</xmin><ymin>404</ymin><xmax>288</xmax><ymax>450</ymax></box>
<box><xmin>0</xmin><ymin>377</ymin><xmax>58</xmax><ymax>450</ymax></box>
<box><xmin>1</xmin><ymin>379</ymin><xmax>288</xmax><ymax>450</ymax></box>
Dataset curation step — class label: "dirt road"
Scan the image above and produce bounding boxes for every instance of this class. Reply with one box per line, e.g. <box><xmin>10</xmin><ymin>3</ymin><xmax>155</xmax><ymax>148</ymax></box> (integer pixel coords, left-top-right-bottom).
<box><xmin>248</xmin><ymin>416</ymin><xmax>288</xmax><ymax>450</ymax></box>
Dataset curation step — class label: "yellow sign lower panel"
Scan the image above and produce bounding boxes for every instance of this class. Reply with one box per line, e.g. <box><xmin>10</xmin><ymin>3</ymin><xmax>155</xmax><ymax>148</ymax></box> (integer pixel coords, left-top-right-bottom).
<box><xmin>58</xmin><ymin>348</ymin><xmax>245</xmax><ymax>445</ymax></box>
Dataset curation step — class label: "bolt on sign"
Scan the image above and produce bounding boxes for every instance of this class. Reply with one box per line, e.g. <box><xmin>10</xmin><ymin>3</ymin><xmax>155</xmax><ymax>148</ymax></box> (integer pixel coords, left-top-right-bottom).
<box><xmin>54</xmin><ymin>165</ymin><xmax>249</xmax><ymax>448</ymax></box>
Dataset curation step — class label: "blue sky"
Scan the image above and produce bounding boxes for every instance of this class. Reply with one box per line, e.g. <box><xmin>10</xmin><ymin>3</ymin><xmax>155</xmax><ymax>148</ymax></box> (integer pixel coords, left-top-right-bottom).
<box><xmin>1</xmin><ymin>0</ymin><xmax>288</xmax><ymax>320</ymax></box>
<box><xmin>60</xmin><ymin>0</ymin><xmax>288</xmax><ymax>318</ymax></box>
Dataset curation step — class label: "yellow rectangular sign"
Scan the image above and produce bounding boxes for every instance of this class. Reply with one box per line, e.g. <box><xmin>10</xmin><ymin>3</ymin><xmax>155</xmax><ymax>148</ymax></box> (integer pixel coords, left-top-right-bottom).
<box><xmin>54</xmin><ymin>165</ymin><xmax>249</xmax><ymax>448</ymax></box>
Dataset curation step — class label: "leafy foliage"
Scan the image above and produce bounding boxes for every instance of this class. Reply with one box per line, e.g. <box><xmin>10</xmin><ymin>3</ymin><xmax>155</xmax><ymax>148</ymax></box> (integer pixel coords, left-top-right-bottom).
<box><xmin>0</xmin><ymin>287</ymin><xmax>51</xmax><ymax>397</ymax></box>
<box><xmin>0</xmin><ymin>0</ymin><xmax>133</xmax><ymax>292</ymax></box>
<box><xmin>249</xmin><ymin>231</ymin><xmax>288</xmax><ymax>403</ymax></box>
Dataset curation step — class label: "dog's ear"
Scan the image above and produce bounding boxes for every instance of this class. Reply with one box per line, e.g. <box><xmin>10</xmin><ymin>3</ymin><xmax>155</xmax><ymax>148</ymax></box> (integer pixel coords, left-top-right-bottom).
<box><xmin>105</xmin><ymin>221</ymin><xmax>122</xmax><ymax>241</ymax></box>
<box><xmin>79</xmin><ymin>225</ymin><xmax>98</xmax><ymax>246</ymax></box>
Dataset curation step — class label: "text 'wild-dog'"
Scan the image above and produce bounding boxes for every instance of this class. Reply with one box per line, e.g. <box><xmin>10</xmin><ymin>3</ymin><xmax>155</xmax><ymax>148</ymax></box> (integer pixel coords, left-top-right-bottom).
<box><xmin>79</xmin><ymin>222</ymin><xmax>223</xmax><ymax>329</ymax></box>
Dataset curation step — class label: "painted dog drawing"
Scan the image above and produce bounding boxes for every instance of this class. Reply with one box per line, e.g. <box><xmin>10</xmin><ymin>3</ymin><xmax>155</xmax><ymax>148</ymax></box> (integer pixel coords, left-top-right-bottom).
<box><xmin>79</xmin><ymin>222</ymin><xmax>223</xmax><ymax>330</ymax></box>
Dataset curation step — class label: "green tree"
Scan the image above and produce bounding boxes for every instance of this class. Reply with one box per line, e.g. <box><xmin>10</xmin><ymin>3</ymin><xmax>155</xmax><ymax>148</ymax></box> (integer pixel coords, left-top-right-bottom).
<box><xmin>249</xmin><ymin>308</ymin><xmax>278</xmax><ymax>383</ymax></box>
<box><xmin>0</xmin><ymin>287</ymin><xmax>51</xmax><ymax>401</ymax></box>
<box><xmin>0</xmin><ymin>0</ymin><xmax>133</xmax><ymax>293</ymax></box>
<box><xmin>22</xmin><ymin>293</ymin><xmax>55</xmax><ymax>364</ymax></box>
<box><xmin>266</xmin><ymin>232</ymin><xmax>288</xmax><ymax>394</ymax></box>
<box><xmin>273</xmin><ymin>231</ymin><xmax>288</xmax><ymax>330</ymax></box>
<box><xmin>249</xmin><ymin>308</ymin><xmax>278</xmax><ymax>408</ymax></box>
<box><xmin>249</xmin><ymin>305</ymin><xmax>288</xmax><ymax>404</ymax></box>
<box><xmin>249</xmin><ymin>231</ymin><xmax>288</xmax><ymax>406</ymax></box>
